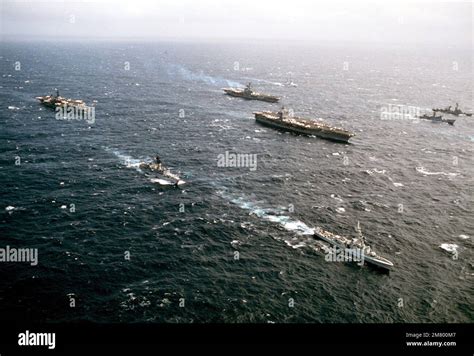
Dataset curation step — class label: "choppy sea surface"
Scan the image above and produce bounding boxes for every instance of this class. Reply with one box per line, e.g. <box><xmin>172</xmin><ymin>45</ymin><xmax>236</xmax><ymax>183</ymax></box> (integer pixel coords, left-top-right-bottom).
<box><xmin>0</xmin><ymin>41</ymin><xmax>473</xmax><ymax>323</ymax></box>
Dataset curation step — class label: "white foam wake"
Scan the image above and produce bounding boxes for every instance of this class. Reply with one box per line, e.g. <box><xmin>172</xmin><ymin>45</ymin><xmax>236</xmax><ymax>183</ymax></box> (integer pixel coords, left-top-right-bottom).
<box><xmin>108</xmin><ymin>149</ymin><xmax>143</xmax><ymax>172</ymax></box>
<box><xmin>221</xmin><ymin>193</ymin><xmax>314</xmax><ymax>236</ymax></box>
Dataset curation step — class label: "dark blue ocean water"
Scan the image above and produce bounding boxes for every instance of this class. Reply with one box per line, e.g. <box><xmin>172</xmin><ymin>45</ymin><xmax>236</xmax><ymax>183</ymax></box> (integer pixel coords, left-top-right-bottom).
<box><xmin>0</xmin><ymin>41</ymin><xmax>473</xmax><ymax>323</ymax></box>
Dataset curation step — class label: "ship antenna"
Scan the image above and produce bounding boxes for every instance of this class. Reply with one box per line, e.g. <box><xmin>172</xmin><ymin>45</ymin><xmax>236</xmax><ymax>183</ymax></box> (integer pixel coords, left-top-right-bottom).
<box><xmin>356</xmin><ymin>221</ymin><xmax>365</xmax><ymax>244</ymax></box>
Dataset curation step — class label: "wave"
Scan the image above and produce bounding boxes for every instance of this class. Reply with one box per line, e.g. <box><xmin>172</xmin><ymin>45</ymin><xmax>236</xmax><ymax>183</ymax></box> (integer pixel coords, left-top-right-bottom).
<box><xmin>365</xmin><ymin>168</ymin><xmax>387</xmax><ymax>175</ymax></box>
<box><xmin>439</xmin><ymin>243</ymin><xmax>458</xmax><ymax>254</ymax></box>
<box><xmin>365</xmin><ymin>168</ymin><xmax>403</xmax><ymax>187</ymax></box>
<box><xmin>416</xmin><ymin>166</ymin><xmax>459</xmax><ymax>177</ymax></box>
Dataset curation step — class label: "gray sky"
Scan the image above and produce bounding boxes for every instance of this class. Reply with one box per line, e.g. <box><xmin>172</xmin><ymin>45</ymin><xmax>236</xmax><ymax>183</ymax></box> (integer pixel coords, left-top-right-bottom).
<box><xmin>0</xmin><ymin>0</ymin><xmax>472</xmax><ymax>45</ymax></box>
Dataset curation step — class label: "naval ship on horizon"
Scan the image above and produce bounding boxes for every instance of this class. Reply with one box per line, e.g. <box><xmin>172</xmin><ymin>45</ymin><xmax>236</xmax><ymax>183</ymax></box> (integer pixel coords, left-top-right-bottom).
<box><xmin>254</xmin><ymin>107</ymin><xmax>355</xmax><ymax>143</ymax></box>
<box><xmin>433</xmin><ymin>103</ymin><xmax>472</xmax><ymax>117</ymax></box>
<box><xmin>223</xmin><ymin>83</ymin><xmax>280</xmax><ymax>103</ymax></box>
<box><xmin>36</xmin><ymin>89</ymin><xmax>91</xmax><ymax>110</ymax></box>
<box><xmin>417</xmin><ymin>111</ymin><xmax>455</xmax><ymax>125</ymax></box>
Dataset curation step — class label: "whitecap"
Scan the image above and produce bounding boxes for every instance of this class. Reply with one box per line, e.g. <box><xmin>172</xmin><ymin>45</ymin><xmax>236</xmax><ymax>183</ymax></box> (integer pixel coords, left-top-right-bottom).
<box><xmin>439</xmin><ymin>243</ymin><xmax>458</xmax><ymax>254</ymax></box>
<box><xmin>365</xmin><ymin>168</ymin><xmax>385</xmax><ymax>175</ymax></box>
<box><xmin>416</xmin><ymin>166</ymin><xmax>459</xmax><ymax>177</ymax></box>
<box><xmin>288</xmin><ymin>242</ymin><xmax>307</xmax><ymax>249</ymax></box>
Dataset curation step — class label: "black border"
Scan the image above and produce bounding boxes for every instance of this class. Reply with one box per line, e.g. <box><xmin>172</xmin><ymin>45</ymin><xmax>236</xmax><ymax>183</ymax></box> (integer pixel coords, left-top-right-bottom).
<box><xmin>1</xmin><ymin>323</ymin><xmax>472</xmax><ymax>353</ymax></box>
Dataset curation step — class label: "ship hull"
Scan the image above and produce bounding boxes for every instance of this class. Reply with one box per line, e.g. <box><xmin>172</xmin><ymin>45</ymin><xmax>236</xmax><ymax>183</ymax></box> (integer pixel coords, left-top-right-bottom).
<box><xmin>36</xmin><ymin>96</ymin><xmax>87</xmax><ymax>110</ymax></box>
<box><xmin>254</xmin><ymin>112</ymin><xmax>354</xmax><ymax>143</ymax></box>
<box><xmin>418</xmin><ymin>116</ymin><xmax>455</xmax><ymax>125</ymax></box>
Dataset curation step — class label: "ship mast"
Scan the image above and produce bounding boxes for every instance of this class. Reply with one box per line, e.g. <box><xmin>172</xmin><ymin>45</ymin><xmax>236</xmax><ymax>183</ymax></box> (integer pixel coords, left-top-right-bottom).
<box><xmin>356</xmin><ymin>221</ymin><xmax>365</xmax><ymax>245</ymax></box>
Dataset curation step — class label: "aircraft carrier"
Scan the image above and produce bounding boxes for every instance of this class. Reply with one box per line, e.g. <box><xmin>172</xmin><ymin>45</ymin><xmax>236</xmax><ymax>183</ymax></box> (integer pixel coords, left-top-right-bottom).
<box><xmin>254</xmin><ymin>108</ymin><xmax>354</xmax><ymax>143</ymax></box>
<box><xmin>223</xmin><ymin>83</ymin><xmax>279</xmax><ymax>103</ymax></box>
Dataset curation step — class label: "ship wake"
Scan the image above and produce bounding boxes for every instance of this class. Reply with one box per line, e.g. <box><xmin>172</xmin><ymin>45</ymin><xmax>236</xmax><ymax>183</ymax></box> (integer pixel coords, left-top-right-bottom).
<box><xmin>168</xmin><ymin>64</ymin><xmax>243</xmax><ymax>88</ymax></box>
<box><xmin>107</xmin><ymin>148</ymin><xmax>143</xmax><ymax>173</ymax></box>
<box><xmin>217</xmin><ymin>190</ymin><xmax>325</xmax><ymax>251</ymax></box>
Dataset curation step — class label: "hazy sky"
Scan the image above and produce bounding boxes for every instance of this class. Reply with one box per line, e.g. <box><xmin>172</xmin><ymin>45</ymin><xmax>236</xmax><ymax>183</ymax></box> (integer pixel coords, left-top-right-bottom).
<box><xmin>0</xmin><ymin>0</ymin><xmax>472</xmax><ymax>45</ymax></box>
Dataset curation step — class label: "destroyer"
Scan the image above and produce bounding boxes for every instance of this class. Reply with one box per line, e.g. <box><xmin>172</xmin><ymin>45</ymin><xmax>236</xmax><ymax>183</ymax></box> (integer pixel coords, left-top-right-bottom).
<box><xmin>314</xmin><ymin>222</ymin><xmax>394</xmax><ymax>271</ymax></box>
<box><xmin>254</xmin><ymin>107</ymin><xmax>354</xmax><ymax>143</ymax></box>
<box><xmin>223</xmin><ymin>83</ymin><xmax>279</xmax><ymax>103</ymax></box>
<box><xmin>433</xmin><ymin>103</ymin><xmax>472</xmax><ymax>117</ymax></box>
<box><xmin>417</xmin><ymin>111</ymin><xmax>455</xmax><ymax>125</ymax></box>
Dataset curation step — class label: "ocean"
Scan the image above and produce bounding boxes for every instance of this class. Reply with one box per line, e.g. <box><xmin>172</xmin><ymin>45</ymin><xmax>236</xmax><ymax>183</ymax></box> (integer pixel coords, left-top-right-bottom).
<box><xmin>0</xmin><ymin>40</ymin><xmax>473</xmax><ymax>323</ymax></box>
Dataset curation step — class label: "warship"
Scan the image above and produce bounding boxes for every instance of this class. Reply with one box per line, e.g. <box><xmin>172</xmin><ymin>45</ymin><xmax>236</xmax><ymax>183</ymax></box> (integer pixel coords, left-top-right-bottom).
<box><xmin>36</xmin><ymin>89</ymin><xmax>89</xmax><ymax>110</ymax></box>
<box><xmin>223</xmin><ymin>83</ymin><xmax>279</xmax><ymax>103</ymax></box>
<box><xmin>314</xmin><ymin>222</ymin><xmax>394</xmax><ymax>271</ymax></box>
<box><xmin>254</xmin><ymin>107</ymin><xmax>354</xmax><ymax>143</ymax></box>
<box><xmin>139</xmin><ymin>155</ymin><xmax>185</xmax><ymax>186</ymax></box>
<box><xmin>433</xmin><ymin>103</ymin><xmax>472</xmax><ymax>117</ymax></box>
<box><xmin>417</xmin><ymin>111</ymin><xmax>455</xmax><ymax>125</ymax></box>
